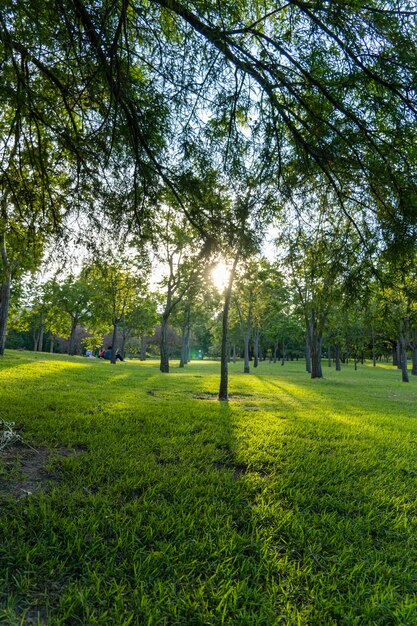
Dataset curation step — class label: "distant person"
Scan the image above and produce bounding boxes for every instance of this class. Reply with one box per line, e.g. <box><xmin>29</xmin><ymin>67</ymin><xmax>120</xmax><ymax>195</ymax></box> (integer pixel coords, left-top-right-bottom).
<box><xmin>104</xmin><ymin>346</ymin><xmax>124</xmax><ymax>361</ymax></box>
<box><xmin>99</xmin><ymin>348</ymin><xmax>105</xmax><ymax>359</ymax></box>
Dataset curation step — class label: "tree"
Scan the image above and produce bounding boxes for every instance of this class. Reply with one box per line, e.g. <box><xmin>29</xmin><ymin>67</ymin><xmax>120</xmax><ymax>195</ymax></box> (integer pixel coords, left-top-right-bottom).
<box><xmin>153</xmin><ymin>206</ymin><xmax>211</xmax><ymax>373</ymax></box>
<box><xmin>280</xmin><ymin>191</ymin><xmax>369</xmax><ymax>378</ymax></box>
<box><xmin>49</xmin><ymin>276</ymin><xmax>91</xmax><ymax>356</ymax></box>
<box><xmin>84</xmin><ymin>256</ymin><xmax>146</xmax><ymax>364</ymax></box>
<box><xmin>120</xmin><ymin>294</ymin><xmax>159</xmax><ymax>360</ymax></box>
<box><xmin>0</xmin><ymin>215</ymin><xmax>45</xmax><ymax>355</ymax></box>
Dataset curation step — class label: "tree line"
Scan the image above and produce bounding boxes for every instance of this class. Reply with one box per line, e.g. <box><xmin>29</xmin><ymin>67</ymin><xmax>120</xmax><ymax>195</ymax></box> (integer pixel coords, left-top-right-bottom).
<box><xmin>1</xmin><ymin>1</ymin><xmax>417</xmax><ymax>397</ymax></box>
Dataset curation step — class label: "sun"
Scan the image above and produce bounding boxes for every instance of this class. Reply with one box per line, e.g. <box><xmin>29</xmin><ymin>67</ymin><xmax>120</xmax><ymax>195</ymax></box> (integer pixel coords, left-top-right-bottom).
<box><xmin>211</xmin><ymin>261</ymin><xmax>230</xmax><ymax>292</ymax></box>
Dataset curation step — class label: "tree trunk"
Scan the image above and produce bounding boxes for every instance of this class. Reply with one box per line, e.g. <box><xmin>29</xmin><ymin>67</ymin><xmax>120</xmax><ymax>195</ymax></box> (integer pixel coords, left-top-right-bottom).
<box><xmin>400</xmin><ymin>336</ymin><xmax>409</xmax><ymax>383</ymax></box>
<box><xmin>412</xmin><ymin>329</ymin><xmax>417</xmax><ymax>376</ymax></box>
<box><xmin>140</xmin><ymin>335</ymin><xmax>147</xmax><ymax>361</ymax></box>
<box><xmin>253</xmin><ymin>328</ymin><xmax>259</xmax><ymax>368</ymax></box>
<box><xmin>33</xmin><ymin>330</ymin><xmax>38</xmax><ymax>352</ymax></box>
<box><xmin>179</xmin><ymin>306</ymin><xmax>191</xmax><ymax>368</ymax></box>
<box><xmin>328</xmin><ymin>345</ymin><xmax>331</xmax><ymax>367</ymax></box>
<box><xmin>179</xmin><ymin>325</ymin><xmax>187</xmax><ymax>368</ymax></box>
<box><xmin>243</xmin><ymin>303</ymin><xmax>252</xmax><ymax>374</ymax></box>
<box><xmin>179</xmin><ymin>324</ymin><xmax>191</xmax><ymax>368</ymax></box>
<box><xmin>68</xmin><ymin>318</ymin><xmax>78</xmax><ymax>355</ymax></box>
<box><xmin>110</xmin><ymin>323</ymin><xmax>118</xmax><ymax>364</ymax></box>
<box><xmin>160</xmin><ymin>316</ymin><xmax>170</xmax><ymax>373</ymax></box>
<box><xmin>219</xmin><ymin>257</ymin><xmax>238</xmax><ymax>401</ymax></box>
<box><xmin>310</xmin><ymin>336</ymin><xmax>323</xmax><ymax>378</ymax></box>
<box><xmin>281</xmin><ymin>338</ymin><xmax>285</xmax><ymax>366</ymax></box>
<box><xmin>397</xmin><ymin>339</ymin><xmax>401</xmax><ymax>369</ymax></box>
<box><xmin>392</xmin><ymin>342</ymin><xmax>398</xmax><ymax>367</ymax></box>
<box><xmin>50</xmin><ymin>334</ymin><xmax>55</xmax><ymax>353</ymax></box>
<box><xmin>232</xmin><ymin>343</ymin><xmax>236</xmax><ymax>363</ymax></box>
<box><xmin>305</xmin><ymin>334</ymin><xmax>311</xmax><ymax>374</ymax></box>
<box><xmin>0</xmin><ymin>232</ymin><xmax>12</xmax><ymax>357</ymax></box>
<box><xmin>372</xmin><ymin>325</ymin><xmax>376</xmax><ymax>367</ymax></box>
<box><xmin>273</xmin><ymin>339</ymin><xmax>278</xmax><ymax>363</ymax></box>
<box><xmin>354</xmin><ymin>354</ymin><xmax>358</xmax><ymax>370</ymax></box>
<box><xmin>400</xmin><ymin>319</ymin><xmax>410</xmax><ymax>383</ymax></box>
<box><xmin>120</xmin><ymin>329</ymin><xmax>127</xmax><ymax>359</ymax></box>
<box><xmin>308</xmin><ymin>314</ymin><xmax>323</xmax><ymax>379</ymax></box>
<box><xmin>186</xmin><ymin>330</ymin><xmax>191</xmax><ymax>364</ymax></box>
<box><xmin>38</xmin><ymin>322</ymin><xmax>45</xmax><ymax>352</ymax></box>
<box><xmin>335</xmin><ymin>343</ymin><xmax>341</xmax><ymax>371</ymax></box>
<box><xmin>0</xmin><ymin>272</ymin><xmax>11</xmax><ymax>355</ymax></box>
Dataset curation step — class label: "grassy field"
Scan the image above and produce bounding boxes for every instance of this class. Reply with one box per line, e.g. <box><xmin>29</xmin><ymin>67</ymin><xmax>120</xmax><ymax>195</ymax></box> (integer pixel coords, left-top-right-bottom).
<box><xmin>1</xmin><ymin>351</ymin><xmax>417</xmax><ymax>625</ymax></box>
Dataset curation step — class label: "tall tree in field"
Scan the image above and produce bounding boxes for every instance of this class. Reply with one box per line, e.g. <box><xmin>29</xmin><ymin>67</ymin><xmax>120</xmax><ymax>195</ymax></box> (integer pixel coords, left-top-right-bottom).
<box><xmin>84</xmin><ymin>256</ymin><xmax>146</xmax><ymax>364</ymax></box>
<box><xmin>49</xmin><ymin>276</ymin><xmax>91</xmax><ymax>356</ymax></box>
<box><xmin>153</xmin><ymin>207</ymin><xmax>210</xmax><ymax>373</ymax></box>
<box><xmin>0</xmin><ymin>214</ymin><xmax>45</xmax><ymax>355</ymax></box>
<box><xmin>119</xmin><ymin>293</ymin><xmax>159</xmax><ymax>360</ymax></box>
<box><xmin>376</xmin><ymin>257</ymin><xmax>417</xmax><ymax>383</ymax></box>
<box><xmin>280</xmin><ymin>191</ymin><xmax>369</xmax><ymax>379</ymax></box>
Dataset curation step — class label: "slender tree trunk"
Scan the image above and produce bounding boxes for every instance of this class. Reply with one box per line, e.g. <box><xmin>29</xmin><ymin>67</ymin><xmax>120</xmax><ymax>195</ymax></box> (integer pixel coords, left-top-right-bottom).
<box><xmin>50</xmin><ymin>334</ymin><xmax>55</xmax><ymax>353</ymax></box>
<box><xmin>33</xmin><ymin>330</ymin><xmax>38</xmax><ymax>352</ymax></box>
<box><xmin>140</xmin><ymin>335</ymin><xmax>147</xmax><ymax>361</ymax></box>
<box><xmin>397</xmin><ymin>339</ymin><xmax>401</xmax><ymax>369</ymax></box>
<box><xmin>253</xmin><ymin>328</ymin><xmax>259</xmax><ymax>368</ymax></box>
<box><xmin>372</xmin><ymin>325</ymin><xmax>376</xmax><ymax>367</ymax></box>
<box><xmin>0</xmin><ymin>272</ymin><xmax>11</xmax><ymax>356</ymax></box>
<box><xmin>305</xmin><ymin>334</ymin><xmax>311</xmax><ymax>374</ymax></box>
<box><xmin>335</xmin><ymin>343</ymin><xmax>341</xmax><ymax>371</ymax></box>
<box><xmin>281</xmin><ymin>338</ymin><xmax>285</xmax><ymax>366</ymax></box>
<box><xmin>392</xmin><ymin>342</ymin><xmax>398</xmax><ymax>367</ymax></box>
<box><xmin>412</xmin><ymin>329</ymin><xmax>417</xmax><ymax>376</ymax></box>
<box><xmin>110</xmin><ymin>323</ymin><xmax>118</xmax><ymax>364</ymax></box>
<box><xmin>328</xmin><ymin>345</ymin><xmax>331</xmax><ymax>367</ymax></box>
<box><xmin>219</xmin><ymin>257</ymin><xmax>238</xmax><ymax>401</ymax></box>
<box><xmin>179</xmin><ymin>307</ymin><xmax>191</xmax><ymax>368</ymax></box>
<box><xmin>179</xmin><ymin>325</ymin><xmax>187</xmax><ymax>368</ymax></box>
<box><xmin>243</xmin><ymin>303</ymin><xmax>252</xmax><ymax>374</ymax></box>
<box><xmin>38</xmin><ymin>322</ymin><xmax>45</xmax><ymax>352</ymax></box>
<box><xmin>354</xmin><ymin>354</ymin><xmax>358</xmax><ymax>370</ymax></box>
<box><xmin>179</xmin><ymin>324</ymin><xmax>191</xmax><ymax>368</ymax></box>
<box><xmin>186</xmin><ymin>329</ymin><xmax>191</xmax><ymax>363</ymax></box>
<box><xmin>308</xmin><ymin>314</ymin><xmax>323</xmax><ymax>379</ymax></box>
<box><xmin>160</xmin><ymin>316</ymin><xmax>170</xmax><ymax>373</ymax></box>
<box><xmin>400</xmin><ymin>319</ymin><xmax>410</xmax><ymax>382</ymax></box>
<box><xmin>400</xmin><ymin>336</ymin><xmax>409</xmax><ymax>383</ymax></box>
<box><xmin>120</xmin><ymin>328</ymin><xmax>128</xmax><ymax>359</ymax></box>
<box><xmin>68</xmin><ymin>318</ymin><xmax>78</xmax><ymax>355</ymax></box>
<box><xmin>232</xmin><ymin>343</ymin><xmax>236</xmax><ymax>363</ymax></box>
<box><xmin>273</xmin><ymin>339</ymin><xmax>278</xmax><ymax>363</ymax></box>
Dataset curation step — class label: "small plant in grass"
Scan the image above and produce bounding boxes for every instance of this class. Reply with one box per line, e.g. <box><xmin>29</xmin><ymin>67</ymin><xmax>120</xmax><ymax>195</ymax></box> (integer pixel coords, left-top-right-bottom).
<box><xmin>0</xmin><ymin>420</ymin><xmax>22</xmax><ymax>451</ymax></box>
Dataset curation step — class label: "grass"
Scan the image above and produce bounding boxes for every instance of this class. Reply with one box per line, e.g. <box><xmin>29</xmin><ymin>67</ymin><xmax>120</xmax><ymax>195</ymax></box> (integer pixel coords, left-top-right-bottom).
<box><xmin>1</xmin><ymin>351</ymin><xmax>417</xmax><ymax>625</ymax></box>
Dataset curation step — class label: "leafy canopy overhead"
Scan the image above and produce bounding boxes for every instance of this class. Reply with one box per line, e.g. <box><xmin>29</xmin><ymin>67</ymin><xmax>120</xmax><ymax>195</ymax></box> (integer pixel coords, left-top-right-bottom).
<box><xmin>1</xmin><ymin>0</ymin><xmax>416</xmax><ymax>243</ymax></box>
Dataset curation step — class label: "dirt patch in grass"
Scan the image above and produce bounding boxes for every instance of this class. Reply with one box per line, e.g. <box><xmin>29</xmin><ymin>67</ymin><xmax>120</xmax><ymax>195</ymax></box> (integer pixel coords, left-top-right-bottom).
<box><xmin>0</xmin><ymin>444</ymin><xmax>82</xmax><ymax>500</ymax></box>
<box><xmin>23</xmin><ymin>606</ymin><xmax>48</xmax><ymax>626</ymax></box>
<box><xmin>192</xmin><ymin>392</ymin><xmax>218</xmax><ymax>400</ymax></box>
<box><xmin>213</xmin><ymin>460</ymin><xmax>248</xmax><ymax>478</ymax></box>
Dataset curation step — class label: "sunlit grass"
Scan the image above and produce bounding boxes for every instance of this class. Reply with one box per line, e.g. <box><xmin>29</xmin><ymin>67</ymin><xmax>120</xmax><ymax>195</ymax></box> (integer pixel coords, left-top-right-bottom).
<box><xmin>1</xmin><ymin>351</ymin><xmax>417</xmax><ymax>624</ymax></box>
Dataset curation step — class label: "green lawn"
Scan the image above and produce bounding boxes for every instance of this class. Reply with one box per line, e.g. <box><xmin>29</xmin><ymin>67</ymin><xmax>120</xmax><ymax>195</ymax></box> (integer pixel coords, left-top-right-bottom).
<box><xmin>1</xmin><ymin>351</ymin><xmax>417</xmax><ymax>625</ymax></box>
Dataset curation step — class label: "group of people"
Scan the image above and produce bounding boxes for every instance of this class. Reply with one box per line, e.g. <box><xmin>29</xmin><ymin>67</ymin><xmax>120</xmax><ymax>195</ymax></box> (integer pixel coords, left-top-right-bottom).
<box><xmin>98</xmin><ymin>346</ymin><xmax>124</xmax><ymax>361</ymax></box>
